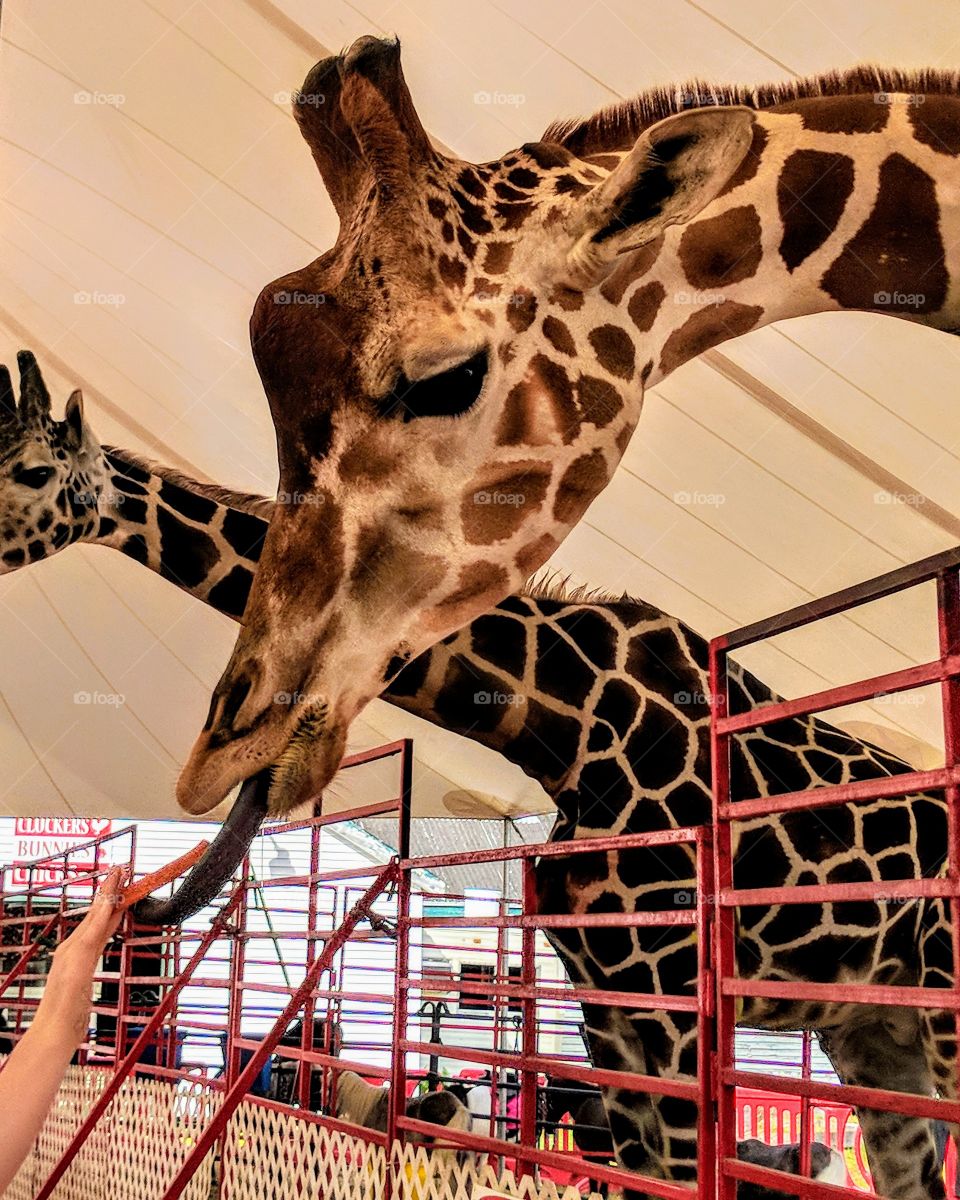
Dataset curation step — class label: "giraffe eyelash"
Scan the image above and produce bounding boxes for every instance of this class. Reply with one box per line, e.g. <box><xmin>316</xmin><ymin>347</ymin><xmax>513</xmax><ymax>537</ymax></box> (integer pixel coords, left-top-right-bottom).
<box><xmin>375</xmin><ymin>349</ymin><xmax>489</xmax><ymax>422</ymax></box>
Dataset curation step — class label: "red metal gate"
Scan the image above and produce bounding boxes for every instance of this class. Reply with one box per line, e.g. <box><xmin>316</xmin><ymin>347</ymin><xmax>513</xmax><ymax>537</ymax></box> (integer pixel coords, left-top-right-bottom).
<box><xmin>711</xmin><ymin>544</ymin><xmax>960</xmax><ymax>1200</ymax></box>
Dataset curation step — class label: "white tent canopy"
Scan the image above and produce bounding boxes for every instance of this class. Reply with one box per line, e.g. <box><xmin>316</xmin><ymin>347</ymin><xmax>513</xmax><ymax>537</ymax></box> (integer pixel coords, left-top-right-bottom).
<box><xmin>1</xmin><ymin>0</ymin><xmax>958</xmax><ymax>821</ymax></box>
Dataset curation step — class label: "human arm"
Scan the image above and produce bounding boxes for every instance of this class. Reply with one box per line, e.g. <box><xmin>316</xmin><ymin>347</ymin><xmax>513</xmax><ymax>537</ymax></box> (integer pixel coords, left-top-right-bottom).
<box><xmin>0</xmin><ymin>866</ymin><xmax>125</xmax><ymax>1192</ymax></box>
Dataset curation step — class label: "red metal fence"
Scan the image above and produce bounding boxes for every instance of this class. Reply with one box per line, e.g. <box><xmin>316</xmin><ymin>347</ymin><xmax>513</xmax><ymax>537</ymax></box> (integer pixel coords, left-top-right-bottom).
<box><xmin>711</xmin><ymin>544</ymin><xmax>960</xmax><ymax>1200</ymax></box>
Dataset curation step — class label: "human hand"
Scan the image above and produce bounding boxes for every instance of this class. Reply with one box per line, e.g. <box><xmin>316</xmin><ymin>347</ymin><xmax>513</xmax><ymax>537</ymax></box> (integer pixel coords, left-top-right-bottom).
<box><xmin>33</xmin><ymin>866</ymin><xmax>128</xmax><ymax>1048</ymax></box>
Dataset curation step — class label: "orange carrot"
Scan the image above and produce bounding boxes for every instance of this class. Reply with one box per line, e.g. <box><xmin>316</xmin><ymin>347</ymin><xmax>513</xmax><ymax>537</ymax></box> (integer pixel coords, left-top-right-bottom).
<box><xmin>120</xmin><ymin>841</ymin><xmax>210</xmax><ymax>909</ymax></box>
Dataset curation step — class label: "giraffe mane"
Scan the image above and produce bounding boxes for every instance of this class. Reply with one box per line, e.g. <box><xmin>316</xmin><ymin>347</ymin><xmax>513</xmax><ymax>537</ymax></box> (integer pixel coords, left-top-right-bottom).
<box><xmin>103</xmin><ymin>446</ymin><xmax>274</xmax><ymax>519</ymax></box>
<box><xmin>543</xmin><ymin>64</ymin><xmax>960</xmax><ymax>155</ymax></box>
<box><xmin>521</xmin><ymin>568</ymin><xmax>634</xmax><ymax>606</ymax></box>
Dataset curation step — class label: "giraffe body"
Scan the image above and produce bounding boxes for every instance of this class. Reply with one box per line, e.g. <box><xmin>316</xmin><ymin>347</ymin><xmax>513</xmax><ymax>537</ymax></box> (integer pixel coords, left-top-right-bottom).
<box><xmin>173</xmin><ymin>46</ymin><xmax>960</xmax><ymax>820</ymax></box>
<box><xmin>0</xmin><ymin>359</ymin><xmax>952</xmax><ymax>1197</ymax></box>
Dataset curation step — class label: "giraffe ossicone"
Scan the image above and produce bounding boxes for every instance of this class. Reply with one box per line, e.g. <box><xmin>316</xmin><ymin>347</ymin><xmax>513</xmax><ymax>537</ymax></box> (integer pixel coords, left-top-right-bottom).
<box><xmin>159</xmin><ymin>41</ymin><xmax>960</xmax><ymax>817</ymax></box>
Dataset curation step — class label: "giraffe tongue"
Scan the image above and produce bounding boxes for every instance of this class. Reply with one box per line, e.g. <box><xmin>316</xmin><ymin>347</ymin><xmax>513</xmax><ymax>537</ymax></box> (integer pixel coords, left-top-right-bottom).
<box><xmin>130</xmin><ymin>770</ymin><xmax>270</xmax><ymax>925</ymax></box>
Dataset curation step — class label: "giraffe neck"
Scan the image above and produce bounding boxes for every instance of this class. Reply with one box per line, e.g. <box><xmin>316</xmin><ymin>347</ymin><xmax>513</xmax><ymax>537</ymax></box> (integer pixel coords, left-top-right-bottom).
<box><xmin>92</xmin><ymin>448</ymin><xmax>271</xmax><ymax>620</ymax></box>
<box><xmin>579</xmin><ymin>98</ymin><xmax>960</xmax><ymax>388</ymax></box>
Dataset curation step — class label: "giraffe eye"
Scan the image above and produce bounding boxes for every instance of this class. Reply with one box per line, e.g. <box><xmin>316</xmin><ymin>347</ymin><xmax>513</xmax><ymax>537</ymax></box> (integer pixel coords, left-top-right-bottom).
<box><xmin>378</xmin><ymin>350</ymin><xmax>488</xmax><ymax>422</ymax></box>
<box><xmin>13</xmin><ymin>465</ymin><xmax>55</xmax><ymax>489</ymax></box>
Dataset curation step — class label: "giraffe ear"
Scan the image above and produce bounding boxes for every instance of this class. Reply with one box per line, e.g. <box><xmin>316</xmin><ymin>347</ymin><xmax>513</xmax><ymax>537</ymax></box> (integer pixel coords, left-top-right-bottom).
<box><xmin>563</xmin><ymin>106</ymin><xmax>756</xmax><ymax>289</ymax></box>
<box><xmin>64</xmin><ymin>389</ymin><xmax>85</xmax><ymax>447</ymax></box>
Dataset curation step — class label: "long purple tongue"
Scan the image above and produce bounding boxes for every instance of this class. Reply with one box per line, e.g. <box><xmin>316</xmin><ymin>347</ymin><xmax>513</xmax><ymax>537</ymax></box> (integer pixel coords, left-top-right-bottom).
<box><xmin>131</xmin><ymin>770</ymin><xmax>271</xmax><ymax>925</ymax></box>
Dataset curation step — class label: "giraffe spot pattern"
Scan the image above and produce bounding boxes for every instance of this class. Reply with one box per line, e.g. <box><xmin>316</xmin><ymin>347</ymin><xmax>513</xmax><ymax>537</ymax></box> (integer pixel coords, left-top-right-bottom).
<box><xmin>821</xmin><ymin>153</ymin><xmax>948</xmax><ymax>313</ymax></box>
<box><xmin>460</xmin><ymin>461</ymin><xmax>552</xmax><ymax>543</ymax></box>
<box><xmin>659</xmin><ymin>300</ymin><xmax>764</xmax><ymax>377</ymax></box>
<box><xmin>208</xmin><ymin>565</ymin><xmax>254</xmax><ymax>619</ymax></box>
<box><xmin>627</xmin><ymin>281</ymin><xmax>666</xmax><ymax>332</ymax></box>
<box><xmin>777</xmin><ymin>149</ymin><xmax>856</xmax><ymax>271</ymax></box>
<box><xmin>772</xmin><ymin>94</ymin><xmax>890</xmax><ymax>133</ymax></box>
<box><xmin>588</xmin><ymin>324</ymin><xmax>635</xmax><ymax>379</ymax></box>
<box><xmin>678</xmin><ymin>204</ymin><xmax>763</xmax><ymax>289</ymax></box>
<box><xmin>542</xmin><ymin>314</ymin><xmax>576</xmax><ymax>356</ymax></box>
<box><xmin>553</xmin><ymin>449</ymin><xmax>609</xmax><ymax>525</ymax></box>
<box><xmin>909</xmin><ymin>95</ymin><xmax>960</xmax><ymax>155</ymax></box>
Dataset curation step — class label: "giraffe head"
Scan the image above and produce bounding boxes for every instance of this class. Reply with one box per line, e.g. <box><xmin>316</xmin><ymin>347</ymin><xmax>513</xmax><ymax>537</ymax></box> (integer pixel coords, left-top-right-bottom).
<box><xmin>0</xmin><ymin>351</ymin><xmax>105</xmax><ymax>573</ymax></box>
<box><xmin>177</xmin><ymin>36</ymin><xmax>755</xmax><ymax>816</ymax></box>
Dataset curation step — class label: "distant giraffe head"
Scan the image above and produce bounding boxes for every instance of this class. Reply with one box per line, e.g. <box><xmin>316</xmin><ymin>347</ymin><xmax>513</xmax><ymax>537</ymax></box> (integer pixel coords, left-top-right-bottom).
<box><xmin>0</xmin><ymin>351</ymin><xmax>105</xmax><ymax>570</ymax></box>
<box><xmin>180</xmin><ymin>40</ymin><xmax>960</xmax><ymax>815</ymax></box>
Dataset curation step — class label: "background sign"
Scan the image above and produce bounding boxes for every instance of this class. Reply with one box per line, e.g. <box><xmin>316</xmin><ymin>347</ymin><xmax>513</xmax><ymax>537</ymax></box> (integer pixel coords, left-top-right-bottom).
<box><xmin>10</xmin><ymin>817</ymin><xmax>113</xmax><ymax>887</ymax></box>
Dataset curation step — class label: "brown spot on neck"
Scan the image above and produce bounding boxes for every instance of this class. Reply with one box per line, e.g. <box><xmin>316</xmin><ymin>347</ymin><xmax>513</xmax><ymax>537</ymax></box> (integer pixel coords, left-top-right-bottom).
<box><xmin>772</xmin><ymin>94</ymin><xmax>890</xmax><ymax>134</ymax></box>
<box><xmin>575</xmin><ymin>374</ymin><xmax>623</xmax><ymax>429</ymax></box>
<box><xmin>909</xmin><ymin>95</ymin><xmax>960</xmax><ymax>156</ymax></box>
<box><xmin>588</xmin><ymin>324</ymin><xmax>635</xmax><ymax>380</ymax></box>
<box><xmin>627</xmin><ymin>281</ymin><xmax>665</xmax><ymax>333</ymax></box>
<box><xmin>679</xmin><ymin>205</ymin><xmax>762</xmax><ymax>290</ymax></box>
<box><xmin>778</xmin><ymin>150</ymin><xmax>855</xmax><ymax>272</ymax></box>
<box><xmin>659</xmin><ymin>300</ymin><xmax>763</xmax><ymax>377</ymax></box>
<box><xmin>821</xmin><ymin>152</ymin><xmax>948</xmax><ymax>314</ymax></box>
<box><xmin>438</xmin><ymin>254</ymin><xmax>467</xmax><ymax>289</ymax></box>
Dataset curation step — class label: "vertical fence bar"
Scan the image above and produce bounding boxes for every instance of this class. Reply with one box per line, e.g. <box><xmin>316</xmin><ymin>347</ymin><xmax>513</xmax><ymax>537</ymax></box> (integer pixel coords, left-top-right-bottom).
<box><xmin>518</xmin><ymin>856</ymin><xmax>539</xmax><ymax>1180</ymax></box>
<box><xmin>696</xmin><ymin>826</ymin><xmax>717</xmax><ymax>1200</ymax></box>
<box><xmin>388</xmin><ymin>740</ymin><xmax>413</xmax><ymax>1196</ymax></box>
<box><xmin>798</xmin><ymin>1030</ymin><xmax>812</xmax><ymax>1179</ymax></box>
<box><xmin>711</xmin><ymin>635</ymin><xmax>738</xmax><ymax>1200</ymax></box>
<box><xmin>938</xmin><ymin>568</ymin><xmax>960</xmax><ymax>1120</ymax></box>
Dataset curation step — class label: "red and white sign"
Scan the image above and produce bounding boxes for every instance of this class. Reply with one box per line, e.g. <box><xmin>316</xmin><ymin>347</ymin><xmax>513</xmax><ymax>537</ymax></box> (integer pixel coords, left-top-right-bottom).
<box><xmin>10</xmin><ymin>817</ymin><xmax>113</xmax><ymax>887</ymax></box>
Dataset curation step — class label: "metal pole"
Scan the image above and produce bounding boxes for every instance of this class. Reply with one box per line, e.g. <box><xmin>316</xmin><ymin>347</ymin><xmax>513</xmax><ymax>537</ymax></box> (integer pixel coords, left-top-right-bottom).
<box><xmin>710</xmin><ymin>636</ymin><xmax>737</xmax><ymax>1200</ymax></box>
<box><xmin>388</xmin><ymin>740</ymin><xmax>413</xmax><ymax>1199</ymax></box>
